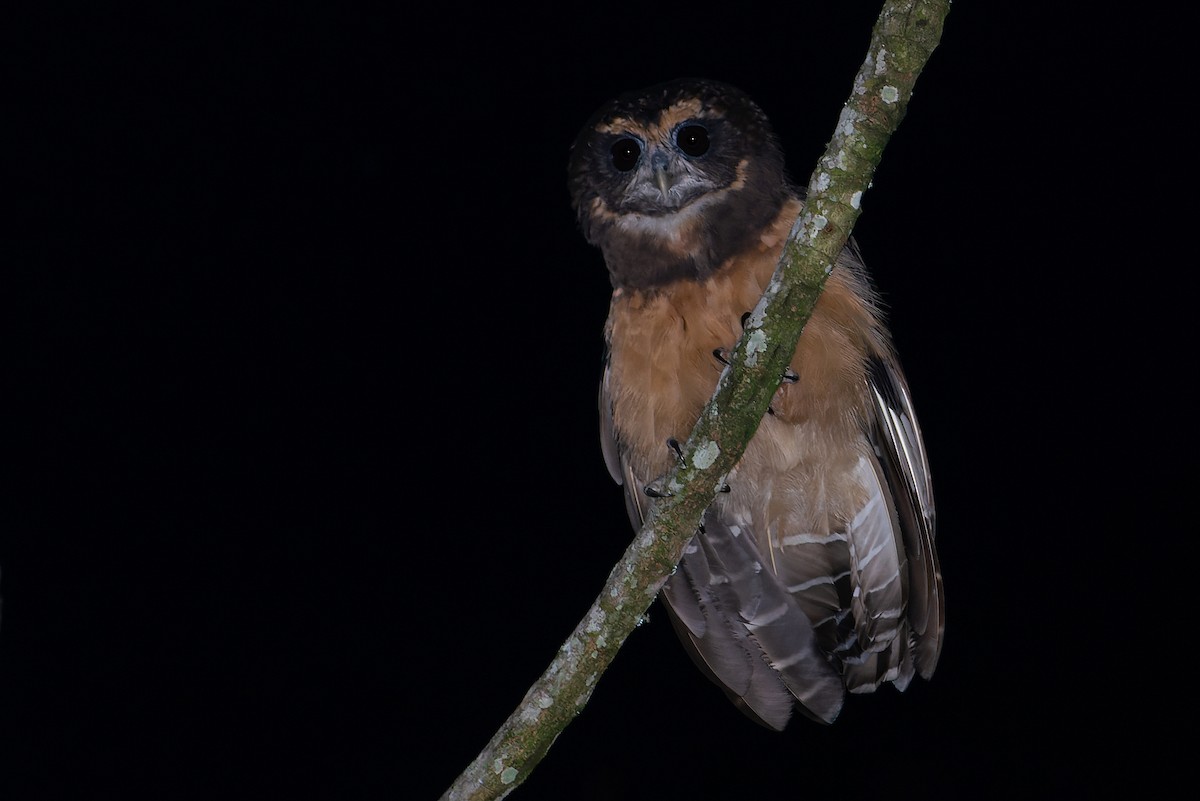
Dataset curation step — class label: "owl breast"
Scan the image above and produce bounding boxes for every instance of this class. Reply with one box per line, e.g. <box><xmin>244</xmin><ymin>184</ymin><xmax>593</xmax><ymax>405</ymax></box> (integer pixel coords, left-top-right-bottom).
<box><xmin>604</xmin><ymin>199</ymin><xmax>884</xmax><ymax>538</ymax></box>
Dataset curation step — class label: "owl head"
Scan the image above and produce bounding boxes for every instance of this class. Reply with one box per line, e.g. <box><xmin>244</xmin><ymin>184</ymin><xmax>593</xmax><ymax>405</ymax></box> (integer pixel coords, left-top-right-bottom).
<box><xmin>568</xmin><ymin>78</ymin><xmax>793</xmax><ymax>290</ymax></box>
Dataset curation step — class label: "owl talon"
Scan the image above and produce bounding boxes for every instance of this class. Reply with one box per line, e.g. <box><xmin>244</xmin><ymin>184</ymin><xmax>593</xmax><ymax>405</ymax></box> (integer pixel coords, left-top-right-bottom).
<box><xmin>782</xmin><ymin>367</ymin><xmax>798</xmax><ymax>383</ymax></box>
<box><xmin>644</xmin><ymin>478</ymin><xmax>674</xmax><ymax>499</ymax></box>
<box><xmin>666</xmin><ymin>438</ymin><xmax>684</xmax><ymax>462</ymax></box>
<box><xmin>711</xmin><ymin>314</ymin><xmax>752</xmax><ymax>365</ymax></box>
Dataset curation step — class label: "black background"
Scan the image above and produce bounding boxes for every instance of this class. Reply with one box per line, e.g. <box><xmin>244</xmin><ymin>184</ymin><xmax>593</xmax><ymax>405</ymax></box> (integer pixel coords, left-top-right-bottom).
<box><xmin>4</xmin><ymin>2</ymin><xmax>1176</xmax><ymax>799</ymax></box>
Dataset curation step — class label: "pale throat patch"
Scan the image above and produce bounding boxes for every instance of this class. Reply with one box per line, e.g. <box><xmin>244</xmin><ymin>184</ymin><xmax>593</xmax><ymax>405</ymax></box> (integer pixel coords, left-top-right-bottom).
<box><xmin>600</xmin><ymin>157</ymin><xmax>752</xmax><ymax>244</ymax></box>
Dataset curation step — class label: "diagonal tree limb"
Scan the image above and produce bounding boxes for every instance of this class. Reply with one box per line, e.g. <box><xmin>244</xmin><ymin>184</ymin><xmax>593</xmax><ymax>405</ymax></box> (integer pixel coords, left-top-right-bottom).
<box><xmin>440</xmin><ymin>2</ymin><xmax>949</xmax><ymax>798</ymax></box>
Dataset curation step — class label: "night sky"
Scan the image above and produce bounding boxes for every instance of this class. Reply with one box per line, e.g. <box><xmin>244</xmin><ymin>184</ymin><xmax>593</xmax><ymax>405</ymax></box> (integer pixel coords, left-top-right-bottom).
<box><xmin>4</xmin><ymin>2</ymin><xmax>1173</xmax><ymax>799</ymax></box>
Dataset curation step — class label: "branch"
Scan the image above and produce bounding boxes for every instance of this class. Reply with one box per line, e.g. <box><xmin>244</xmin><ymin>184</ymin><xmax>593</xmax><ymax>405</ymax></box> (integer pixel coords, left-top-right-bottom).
<box><xmin>440</xmin><ymin>3</ymin><xmax>949</xmax><ymax>798</ymax></box>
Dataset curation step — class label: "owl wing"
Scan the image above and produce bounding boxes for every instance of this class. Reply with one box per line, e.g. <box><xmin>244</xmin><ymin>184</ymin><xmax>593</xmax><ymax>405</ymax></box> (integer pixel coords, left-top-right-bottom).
<box><xmin>599</xmin><ymin>359</ymin><xmax>844</xmax><ymax>728</ymax></box>
<box><xmin>866</xmin><ymin>354</ymin><xmax>945</xmax><ymax>679</ymax></box>
<box><xmin>760</xmin><ymin>354</ymin><xmax>944</xmax><ymax>697</ymax></box>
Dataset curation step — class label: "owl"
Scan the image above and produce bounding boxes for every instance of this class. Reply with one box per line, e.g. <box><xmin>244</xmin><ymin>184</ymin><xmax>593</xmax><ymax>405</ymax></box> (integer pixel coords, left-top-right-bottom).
<box><xmin>568</xmin><ymin>78</ymin><xmax>944</xmax><ymax>728</ymax></box>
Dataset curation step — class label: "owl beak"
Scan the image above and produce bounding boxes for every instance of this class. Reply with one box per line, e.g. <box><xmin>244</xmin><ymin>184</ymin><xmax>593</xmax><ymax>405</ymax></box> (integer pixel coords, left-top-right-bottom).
<box><xmin>653</xmin><ymin>167</ymin><xmax>675</xmax><ymax>199</ymax></box>
<box><xmin>650</xmin><ymin>150</ymin><xmax>678</xmax><ymax>199</ymax></box>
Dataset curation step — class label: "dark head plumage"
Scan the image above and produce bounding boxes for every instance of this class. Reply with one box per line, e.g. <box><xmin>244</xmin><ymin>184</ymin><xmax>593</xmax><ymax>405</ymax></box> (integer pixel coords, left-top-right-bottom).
<box><xmin>568</xmin><ymin>79</ymin><xmax>794</xmax><ymax>290</ymax></box>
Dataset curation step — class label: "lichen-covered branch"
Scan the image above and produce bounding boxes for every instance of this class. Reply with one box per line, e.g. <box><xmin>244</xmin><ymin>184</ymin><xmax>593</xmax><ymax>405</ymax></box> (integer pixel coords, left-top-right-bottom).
<box><xmin>440</xmin><ymin>2</ymin><xmax>949</xmax><ymax>799</ymax></box>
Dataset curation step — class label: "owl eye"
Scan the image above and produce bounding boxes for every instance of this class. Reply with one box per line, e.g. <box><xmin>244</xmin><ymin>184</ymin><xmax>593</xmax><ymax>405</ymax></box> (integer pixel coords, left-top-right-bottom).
<box><xmin>676</xmin><ymin>124</ymin><xmax>710</xmax><ymax>157</ymax></box>
<box><xmin>610</xmin><ymin>138</ymin><xmax>641</xmax><ymax>172</ymax></box>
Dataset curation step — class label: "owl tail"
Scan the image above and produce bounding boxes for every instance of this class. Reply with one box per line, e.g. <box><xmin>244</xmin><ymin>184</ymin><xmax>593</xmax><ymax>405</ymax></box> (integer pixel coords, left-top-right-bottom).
<box><xmin>660</xmin><ymin>510</ymin><xmax>845</xmax><ymax>729</ymax></box>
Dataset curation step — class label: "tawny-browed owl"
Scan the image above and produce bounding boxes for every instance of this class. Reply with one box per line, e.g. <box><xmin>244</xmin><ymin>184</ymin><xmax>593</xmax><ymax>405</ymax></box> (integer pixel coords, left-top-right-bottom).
<box><xmin>568</xmin><ymin>78</ymin><xmax>944</xmax><ymax>729</ymax></box>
